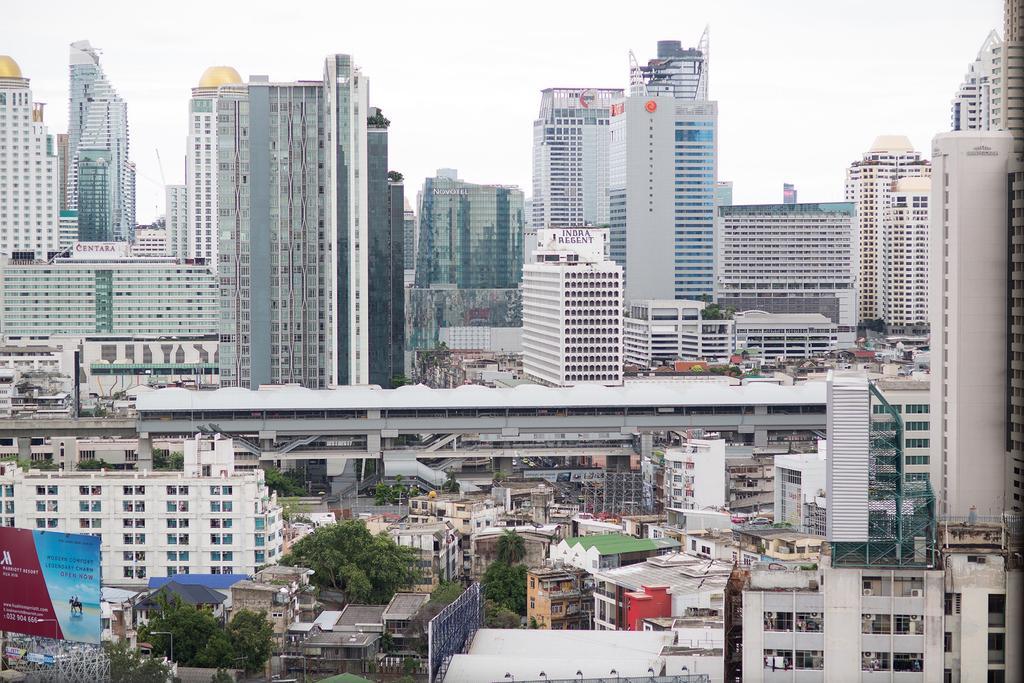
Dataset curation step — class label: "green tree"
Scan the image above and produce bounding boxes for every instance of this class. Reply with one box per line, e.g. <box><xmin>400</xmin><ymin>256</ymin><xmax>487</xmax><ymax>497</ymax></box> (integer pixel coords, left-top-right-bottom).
<box><xmin>76</xmin><ymin>459</ymin><xmax>112</xmax><ymax>471</ymax></box>
<box><xmin>441</xmin><ymin>470</ymin><xmax>460</xmax><ymax>494</ymax></box>
<box><xmin>280</xmin><ymin>520</ymin><xmax>420</xmax><ymax>602</ymax></box>
<box><xmin>429</xmin><ymin>581</ymin><xmax>464</xmax><ymax>606</ymax></box>
<box><xmin>495</xmin><ymin>530</ymin><xmax>526</xmax><ymax>564</ymax></box>
<box><xmin>192</xmin><ymin>630</ymin><xmax>233</xmax><ymax>669</ymax></box>
<box><xmin>390</xmin><ymin>373</ymin><xmax>411</xmax><ymax>387</ymax></box>
<box><xmin>227</xmin><ymin>609</ymin><xmax>274</xmax><ymax>674</ymax></box>
<box><xmin>264</xmin><ymin>466</ymin><xmax>306</xmax><ymax>497</ymax></box>
<box><xmin>104</xmin><ymin>640</ymin><xmax>173</xmax><ymax>683</ymax></box>
<box><xmin>152</xmin><ymin>449</ymin><xmax>184</xmax><ymax>471</ymax></box>
<box><xmin>483</xmin><ymin>600</ymin><xmax>522</xmax><ymax>628</ymax></box>
<box><xmin>210</xmin><ymin>670</ymin><xmax>234</xmax><ymax>683</ymax></box>
<box><xmin>138</xmin><ymin>593</ymin><xmax>223</xmax><ymax>666</ymax></box>
<box><xmin>482</xmin><ymin>561</ymin><xmax>527</xmax><ymax>615</ymax></box>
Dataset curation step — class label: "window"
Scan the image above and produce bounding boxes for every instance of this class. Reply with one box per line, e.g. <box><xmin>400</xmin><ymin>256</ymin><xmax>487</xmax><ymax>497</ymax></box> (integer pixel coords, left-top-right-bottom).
<box><xmin>988</xmin><ymin>633</ymin><xmax>1005</xmax><ymax>663</ymax></box>
<box><xmin>862</xmin><ymin>652</ymin><xmax>891</xmax><ymax>671</ymax></box>
<box><xmin>863</xmin><ymin>613</ymin><xmax>891</xmax><ymax>634</ymax></box>
<box><xmin>764</xmin><ymin>612</ymin><xmax>793</xmax><ymax>631</ymax></box>
<box><xmin>894</xmin><ymin>614</ymin><xmax>924</xmax><ymax>635</ymax></box>
<box><xmin>763</xmin><ymin>649</ymin><xmax>791</xmax><ymax>671</ymax></box>
<box><xmin>893</xmin><ymin>653</ymin><xmax>923</xmax><ymax>672</ymax></box>
<box><xmin>989</xmin><ymin>594</ymin><xmax>1006</xmax><ymax>627</ymax></box>
<box><xmin>944</xmin><ymin>632</ymin><xmax>952</xmax><ymax>652</ymax></box>
<box><xmin>794</xmin><ymin>651</ymin><xmax>823</xmax><ymax>670</ymax></box>
<box><xmin>795</xmin><ymin>613</ymin><xmax>822</xmax><ymax>632</ymax></box>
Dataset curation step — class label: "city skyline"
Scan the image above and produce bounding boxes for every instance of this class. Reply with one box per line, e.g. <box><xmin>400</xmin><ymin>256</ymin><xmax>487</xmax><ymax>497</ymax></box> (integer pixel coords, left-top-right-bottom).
<box><xmin>5</xmin><ymin>0</ymin><xmax>1003</xmax><ymax>223</ymax></box>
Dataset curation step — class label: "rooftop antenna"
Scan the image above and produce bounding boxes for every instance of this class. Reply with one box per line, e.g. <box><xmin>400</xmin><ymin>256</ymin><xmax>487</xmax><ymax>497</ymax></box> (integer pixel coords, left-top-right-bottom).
<box><xmin>628</xmin><ymin>50</ymin><xmax>646</xmax><ymax>97</ymax></box>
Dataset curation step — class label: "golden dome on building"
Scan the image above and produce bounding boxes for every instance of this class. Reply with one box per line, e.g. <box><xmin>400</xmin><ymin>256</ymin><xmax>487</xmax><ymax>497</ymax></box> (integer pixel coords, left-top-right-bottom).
<box><xmin>198</xmin><ymin>66</ymin><xmax>242</xmax><ymax>88</ymax></box>
<box><xmin>0</xmin><ymin>56</ymin><xmax>23</xmax><ymax>79</ymax></box>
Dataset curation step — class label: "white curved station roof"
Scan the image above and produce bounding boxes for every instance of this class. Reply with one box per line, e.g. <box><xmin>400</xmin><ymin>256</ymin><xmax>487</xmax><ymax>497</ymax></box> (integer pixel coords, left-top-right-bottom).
<box><xmin>136</xmin><ymin>381</ymin><xmax>826</xmax><ymax>412</ymax></box>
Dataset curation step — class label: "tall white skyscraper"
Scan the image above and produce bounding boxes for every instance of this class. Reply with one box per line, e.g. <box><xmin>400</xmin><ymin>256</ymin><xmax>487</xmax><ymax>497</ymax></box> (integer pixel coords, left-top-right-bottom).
<box><xmin>188</xmin><ymin>67</ymin><xmax>245</xmax><ymax>266</ymax></box>
<box><xmin>951</xmin><ymin>30</ymin><xmax>1004</xmax><ymax>131</ymax></box>
<box><xmin>610</xmin><ymin>32</ymin><xmax>717</xmax><ymax>303</ymax></box>
<box><xmin>522</xmin><ymin>227</ymin><xmax>622</xmax><ymax>387</ymax></box>
<box><xmin>881</xmin><ymin>176</ymin><xmax>930</xmax><ymax>335</ymax></box>
<box><xmin>845</xmin><ymin>136</ymin><xmax>930</xmax><ymax>324</ymax></box>
<box><xmin>0</xmin><ymin>56</ymin><xmax>60</xmax><ymax>257</ymax></box>
<box><xmin>930</xmin><ymin>131</ymin><xmax>1015</xmax><ymax>516</ymax></box>
<box><xmin>165</xmin><ymin>184</ymin><xmax>187</xmax><ymax>258</ymax></box>
<box><xmin>67</xmin><ymin>40</ymin><xmax>134</xmax><ymax>242</ymax></box>
<box><xmin>531</xmin><ymin>88</ymin><xmax>621</xmax><ymax>229</ymax></box>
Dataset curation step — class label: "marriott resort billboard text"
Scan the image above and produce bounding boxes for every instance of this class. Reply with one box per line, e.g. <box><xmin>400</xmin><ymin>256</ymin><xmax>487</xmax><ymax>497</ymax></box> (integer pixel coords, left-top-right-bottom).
<box><xmin>0</xmin><ymin>528</ymin><xmax>101</xmax><ymax>643</ymax></box>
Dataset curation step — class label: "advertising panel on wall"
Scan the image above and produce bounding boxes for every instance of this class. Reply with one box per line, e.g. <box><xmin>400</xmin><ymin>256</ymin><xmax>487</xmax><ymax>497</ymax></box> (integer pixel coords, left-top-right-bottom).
<box><xmin>0</xmin><ymin>528</ymin><xmax>101</xmax><ymax>643</ymax></box>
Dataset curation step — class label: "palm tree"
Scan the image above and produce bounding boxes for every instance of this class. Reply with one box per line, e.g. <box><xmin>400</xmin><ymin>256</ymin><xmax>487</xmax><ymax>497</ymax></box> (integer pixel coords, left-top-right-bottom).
<box><xmin>496</xmin><ymin>530</ymin><xmax>526</xmax><ymax>565</ymax></box>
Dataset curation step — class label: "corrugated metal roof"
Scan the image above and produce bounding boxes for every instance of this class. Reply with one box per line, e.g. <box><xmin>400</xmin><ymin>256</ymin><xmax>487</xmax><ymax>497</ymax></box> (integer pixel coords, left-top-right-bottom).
<box><xmin>563</xmin><ymin>533</ymin><xmax>679</xmax><ymax>555</ymax></box>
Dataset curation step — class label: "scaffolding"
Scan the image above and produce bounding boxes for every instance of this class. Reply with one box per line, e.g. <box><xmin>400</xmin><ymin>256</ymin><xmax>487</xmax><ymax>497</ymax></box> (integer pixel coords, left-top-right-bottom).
<box><xmin>1</xmin><ymin>635</ymin><xmax>110</xmax><ymax>682</ymax></box>
<box><xmin>831</xmin><ymin>384</ymin><xmax>938</xmax><ymax>568</ymax></box>
<box><xmin>581</xmin><ymin>471</ymin><xmax>650</xmax><ymax>516</ymax></box>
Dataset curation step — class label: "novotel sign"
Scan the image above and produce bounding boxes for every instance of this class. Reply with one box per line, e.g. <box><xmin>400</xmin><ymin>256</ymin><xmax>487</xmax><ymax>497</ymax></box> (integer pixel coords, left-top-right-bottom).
<box><xmin>432</xmin><ymin>188</ymin><xmax>469</xmax><ymax>196</ymax></box>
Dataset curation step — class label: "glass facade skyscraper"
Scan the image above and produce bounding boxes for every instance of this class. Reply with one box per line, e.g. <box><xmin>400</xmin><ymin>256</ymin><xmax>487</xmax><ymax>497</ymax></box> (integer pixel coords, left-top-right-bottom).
<box><xmin>76</xmin><ymin>149</ymin><xmax>115</xmax><ymax>242</ymax></box>
<box><xmin>67</xmin><ymin>41</ymin><xmax>134</xmax><ymax>242</ymax></box>
<box><xmin>415</xmin><ymin>173</ymin><xmax>524</xmax><ymax>289</ymax></box>
<box><xmin>610</xmin><ymin>32</ymin><xmax>718</xmax><ymax>303</ymax></box>
<box><xmin>531</xmin><ymin>88</ymin><xmax>622</xmax><ymax>229</ymax></box>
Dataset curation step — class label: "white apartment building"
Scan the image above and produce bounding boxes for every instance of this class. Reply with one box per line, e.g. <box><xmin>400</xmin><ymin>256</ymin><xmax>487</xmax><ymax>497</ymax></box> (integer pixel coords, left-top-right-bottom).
<box><xmin>58</xmin><ymin>210</ymin><xmax>78</xmax><ymax>250</ymax></box>
<box><xmin>0</xmin><ymin>368</ymin><xmax>13</xmax><ymax>417</ymax></box>
<box><xmin>733</xmin><ymin>311</ymin><xmax>837</xmax><ymax>360</ymax></box>
<box><xmin>522</xmin><ymin>227</ymin><xmax>623</xmax><ymax>386</ymax></box>
<box><xmin>881</xmin><ymin>177</ymin><xmax>930</xmax><ymax>335</ymax></box>
<box><xmin>0</xmin><ymin>435</ymin><xmax>284</xmax><ymax>586</ymax></box>
<box><xmin>930</xmin><ymin>131</ymin><xmax>1016</xmax><ymax>517</ymax></box>
<box><xmin>951</xmin><ymin>30</ymin><xmax>1004</xmax><ymax>132</ymax></box>
<box><xmin>774</xmin><ymin>445</ymin><xmax>826</xmax><ymax>534</ymax></box>
<box><xmin>875</xmin><ymin>379</ymin><xmax>935</xmax><ymax>487</ymax></box>
<box><xmin>188</xmin><ymin>67</ymin><xmax>245</xmax><ymax>266</ymax></box>
<box><xmin>742</xmin><ymin>562</ymin><xmax>943</xmax><ymax>682</ymax></box>
<box><xmin>165</xmin><ymin>184</ymin><xmax>187</xmax><ymax>258</ymax></box>
<box><xmin>0</xmin><ymin>246</ymin><xmax>218</xmax><ymax>337</ymax></box>
<box><xmin>532</xmin><ymin>88</ymin><xmax>622</xmax><ymax>229</ymax></box>
<box><xmin>623</xmin><ymin>299</ymin><xmax>734</xmax><ymax>368</ymax></box>
<box><xmin>845</xmin><ymin>136</ymin><xmax>931</xmax><ymax>323</ymax></box>
<box><xmin>0</xmin><ymin>55</ymin><xmax>60</xmax><ymax>257</ymax></box>
<box><xmin>132</xmin><ymin>227</ymin><xmax>167</xmax><ymax>257</ymax></box>
<box><xmin>715</xmin><ymin>202</ymin><xmax>858</xmax><ymax>347</ymax></box>
<box><xmin>663</xmin><ymin>438</ymin><xmax>726</xmax><ymax>511</ymax></box>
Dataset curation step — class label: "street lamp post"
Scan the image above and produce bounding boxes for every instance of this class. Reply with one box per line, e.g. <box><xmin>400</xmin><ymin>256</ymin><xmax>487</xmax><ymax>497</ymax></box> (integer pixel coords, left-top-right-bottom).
<box><xmin>151</xmin><ymin>631</ymin><xmax>173</xmax><ymax>664</ymax></box>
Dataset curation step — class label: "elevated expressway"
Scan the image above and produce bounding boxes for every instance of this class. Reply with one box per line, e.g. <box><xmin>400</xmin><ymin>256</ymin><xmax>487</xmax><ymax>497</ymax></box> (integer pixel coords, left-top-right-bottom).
<box><xmin>135</xmin><ymin>382</ymin><xmax>827</xmax><ymax>481</ymax></box>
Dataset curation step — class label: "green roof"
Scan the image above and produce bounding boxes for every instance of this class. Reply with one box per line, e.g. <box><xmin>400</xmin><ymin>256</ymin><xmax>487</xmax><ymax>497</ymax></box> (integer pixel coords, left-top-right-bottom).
<box><xmin>564</xmin><ymin>533</ymin><xmax>679</xmax><ymax>555</ymax></box>
<box><xmin>315</xmin><ymin>675</ymin><xmax>374</xmax><ymax>683</ymax></box>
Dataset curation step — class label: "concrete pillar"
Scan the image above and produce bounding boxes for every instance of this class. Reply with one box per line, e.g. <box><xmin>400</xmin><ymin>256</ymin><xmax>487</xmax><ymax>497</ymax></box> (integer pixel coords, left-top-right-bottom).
<box><xmin>16</xmin><ymin>436</ymin><xmax>31</xmax><ymax>461</ymax></box>
<box><xmin>136</xmin><ymin>435</ymin><xmax>153</xmax><ymax>470</ymax></box>
<box><xmin>639</xmin><ymin>433</ymin><xmax>654</xmax><ymax>460</ymax></box>
<box><xmin>753</xmin><ymin>428</ymin><xmax>768</xmax><ymax>448</ymax></box>
<box><xmin>493</xmin><ymin>456</ymin><xmax>514</xmax><ymax>475</ymax></box>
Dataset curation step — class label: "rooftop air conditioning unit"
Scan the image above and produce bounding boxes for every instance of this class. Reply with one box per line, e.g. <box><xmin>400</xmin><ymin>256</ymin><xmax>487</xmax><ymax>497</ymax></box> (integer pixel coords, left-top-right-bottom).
<box><xmin>765</xmin><ymin>612</ymin><xmax>775</xmax><ymax>619</ymax></box>
<box><xmin>863</xmin><ymin>589</ymin><xmax>873</xmax><ymax>596</ymax></box>
<box><xmin>910</xmin><ymin>615</ymin><xmax>919</xmax><ymax>621</ymax></box>
<box><xmin>911</xmin><ymin>589</ymin><xmax>923</xmax><ymax>597</ymax></box>
<box><xmin>862</xmin><ymin>614</ymin><xmax>873</xmax><ymax>621</ymax></box>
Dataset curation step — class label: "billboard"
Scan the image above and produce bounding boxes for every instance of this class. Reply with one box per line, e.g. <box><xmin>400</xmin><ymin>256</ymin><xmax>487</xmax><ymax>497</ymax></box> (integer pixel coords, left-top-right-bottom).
<box><xmin>0</xmin><ymin>529</ymin><xmax>101</xmax><ymax>643</ymax></box>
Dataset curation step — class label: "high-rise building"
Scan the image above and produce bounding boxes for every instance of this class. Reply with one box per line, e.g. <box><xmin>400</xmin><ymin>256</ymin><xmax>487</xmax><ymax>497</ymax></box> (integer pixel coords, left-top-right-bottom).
<box><xmin>783</xmin><ymin>182</ymin><xmax>797</xmax><ymax>204</ymax></box>
<box><xmin>67</xmin><ymin>41</ymin><xmax>134</xmax><ymax>242</ymax></box>
<box><xmin>165</xmin><ymin>184</ymin><xmax>187</xmax><ymax>258</ymax></box>
<box><xmin>218</xmin><ymin>55</ymin><xmax>373</xmax><ymax>389</ymax></box>
<box><xmin>56</xmin><ymin>133</ymin><xmax>69</xmax><ymax>211</ymax></box>
<box><xmin>366</xmin><ymin>109</ymin><xmax>405</xmax><ymax>387</ymax></box>
<box><xmin>0</xmin><ymin>244</ymin><xmax>218</xmax><ymax>336</ymax></box>
<box><xmin>188</xmin><ymin>67</ymin><xmax>245</xmax><ymax>265</ymax></box>
<box><xmin>609</xmin><ymin>32</ymin><xmax>717</xmax><ymax>302</ymax></box>
<box><xmin>881</xmin><ymin>177</ymin><xmax>930</xmax><ymax>335</ymax></box>
<box><xmin>76</xmin><ymin>148</ymin><xmax>114</xmax><ymax>241</ymax></box>
<box><xmin>951</xmin><ymin>30</ymin><xmax>1004</xmax><ymax>131</ymax></box>
<box><xmin>402</xmin><ymin>197</ymin><xmax>416</xmax><ymax>284</ymax></box>
<box><xmin>715</xmin><ymin>202</ymin><xmax>858</xmax><ymax>347</ymax></box>
<box><xmin>531</xmin><ymin>88</ymin><xmax>622</xmax><ymax>229</ymax></box>
<box><xmin>1004</xmin><ymin>0</ymin><xmax>1024</xmax><ymax>508</ymax></box>
<box><xmin>0</xmin><ymin>56</ymin><xmax>60</xmax><ymax>257</ymax></box>
<box><xmin>414</xmin><ymin>171</ymin><xmax>524</xmax><ymax>290</ymax></box>
<box><xmin>623</xmin><ymin>299</ymin><xmax>734</xmax><ymax>367</ymax></box>
<box><xmin>930</xmin><ymin>131</ymin><xmax>1015</xmax><ymax>516</ymax></box>
<box><xmin>845</xmin><ymin>136</ymin><xmax>930</xmax><ymax>324</ymax></box>
<box><xmin>58</xmin><ymin>210</ymin><xmax>77</xmax><ymax>250</ymax></box>
<box><xmin>714</xmin><ymin>180</ymin><xmax>733</xmax><ymax>208</ymax></box>
<box><xmin>522</xmin><ymin>227</ymin><xmax>622</xmax><ymax>386</ymax></box>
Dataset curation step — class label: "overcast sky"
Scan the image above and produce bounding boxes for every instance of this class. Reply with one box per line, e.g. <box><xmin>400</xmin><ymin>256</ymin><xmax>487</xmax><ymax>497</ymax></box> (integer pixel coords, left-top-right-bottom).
<box><xmin>8</xmin><ymin>0</ymin><xmax>1004</xmax><ymax>223</ymax></box>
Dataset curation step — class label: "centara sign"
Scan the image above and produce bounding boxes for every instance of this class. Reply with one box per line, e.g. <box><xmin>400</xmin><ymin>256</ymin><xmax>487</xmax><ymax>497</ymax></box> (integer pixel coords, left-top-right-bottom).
<box><xmin>554</xmin><ymin>229</ymin><xmax>594</xmax><ymax>244</ymax></box>
<box><xmin>70</xmin><ymin>242</ymin><xmax>128</xmax><ymax>259</ymax></box>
